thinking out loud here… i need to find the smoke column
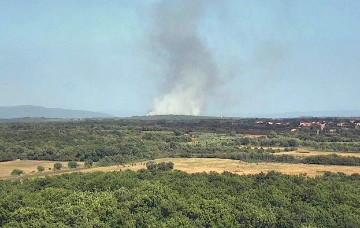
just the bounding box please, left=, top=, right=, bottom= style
left=148, top=0, right=218, bottom=116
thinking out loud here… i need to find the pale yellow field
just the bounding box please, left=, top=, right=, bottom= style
left=242, top=146, right=360, bottom=158
left=81, top=163, right=143, bottom=173
left=148, top=158, right=360, bottom=176
left=0, top=160, right=84, bottom=179
left=82, top=158, right=360, bottom=177
left=242, top=134, right=266, bottom=138
left=1, top=158, right=359, bottom=179
left=275, top=148, right=360, bottom=157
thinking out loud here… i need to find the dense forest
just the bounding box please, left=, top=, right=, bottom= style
left=0, top=170, right=359, bottom=227
left=1, top=117, right=360, bottom=166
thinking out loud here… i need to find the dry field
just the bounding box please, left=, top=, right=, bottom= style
left=242, top=146, right=360, bottom=158
left=75, top=158, right=360, bottom=177
left=145, top=158, right=360, bottom=176
left=1, top=158, right=359, bottom=180
left=275, top=148, right=360, bottom=157
left=0, top=160, right=84, bottom=179
left=242, top=134, right=267, bottom=138
left=241, top=145, right=360, bottom=158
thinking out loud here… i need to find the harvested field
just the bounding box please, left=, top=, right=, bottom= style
left=148, top=158, right=360, bottom=176
left=1, top=158, right=359, bottom=179
left=275, top=149, right=360, bottom=157
left=82, top=158, right=360, bottom=177
left=0, top=160, right=84, bottom=179
left=242, top=134, right=266, bottom=138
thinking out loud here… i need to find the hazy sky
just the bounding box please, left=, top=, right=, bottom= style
left=1, top=0, right=359, bottom=116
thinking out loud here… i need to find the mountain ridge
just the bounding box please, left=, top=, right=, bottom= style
left=0, top=105, right=113, bottom=119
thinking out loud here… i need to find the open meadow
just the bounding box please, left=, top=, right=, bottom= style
left=141, top=158, right=360, bottom=177
left=0, top=160, right=84, bottom=179
left=2, top=157, right=359, bottom=180
left=275, top=148, right=360, bottom=157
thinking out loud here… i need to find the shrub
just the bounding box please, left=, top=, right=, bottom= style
left=84, top=159, right=93, bottom=168
left=146, top=161, right=157, bottom=171
left=166, top=161, right=174, bottom=170
left=53, top=163, right=62, bottom=170
left=11, top=169, right=24, bottom=176
left=68, top=161, right=79, bottom=169
left=37, top=166, right=45, bottom=172
left=146, top=161, right=174, bottom=171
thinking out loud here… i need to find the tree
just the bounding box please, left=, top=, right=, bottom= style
left=146, top=161, right=157, bottom=171
left=169, top=141, right=177, bottom=149
left=157, top=162, right=166, bottom=170
left=37, top=166, right=45, bottom=172
left=84, top=159, right=93, bottom=168
left=146, top=161, right=174, bottom=171
left=68, top=161, right=79, bottom=169
left=11, top=169, right=24, bottom=176
left=53, top=163, right=62, bottom=170
left=288, top=138, right=300, bottom=147
left=268, top=131, right=278, bottom=138
left=166, top=162, right=174, bottom=170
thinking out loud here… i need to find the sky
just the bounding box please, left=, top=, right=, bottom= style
left=0, top=0, right=359, bottom=117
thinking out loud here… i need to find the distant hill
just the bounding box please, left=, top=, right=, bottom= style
left=264, top=110, right=360, bottom=118
left=219, top=110, right=360, bottom=118
left=0, top=105, right=113, bottom=119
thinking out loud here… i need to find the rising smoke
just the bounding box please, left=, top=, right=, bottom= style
left=148, top=0, right=218, bottom=116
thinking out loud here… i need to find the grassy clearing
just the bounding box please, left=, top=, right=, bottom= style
left=42, top=158, right=360, bottom=177
left=80, top=158, right=360, bottom=177
left=275, top=148, right=360, bottom=157
left=146, top=158, right=360, bottom=176
left=1, top=158, right=359, bottom=180
left=0, top=160, right=84, bottom=179
left=240, top=146, right=360, bottom=157
left=242, top=134, right=267, bottom=138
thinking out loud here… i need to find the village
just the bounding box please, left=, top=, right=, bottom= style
left=255, top=118, right=360, bottom=131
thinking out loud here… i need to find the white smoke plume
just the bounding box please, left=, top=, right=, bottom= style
left=148, top=0, right=218, bottom=116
